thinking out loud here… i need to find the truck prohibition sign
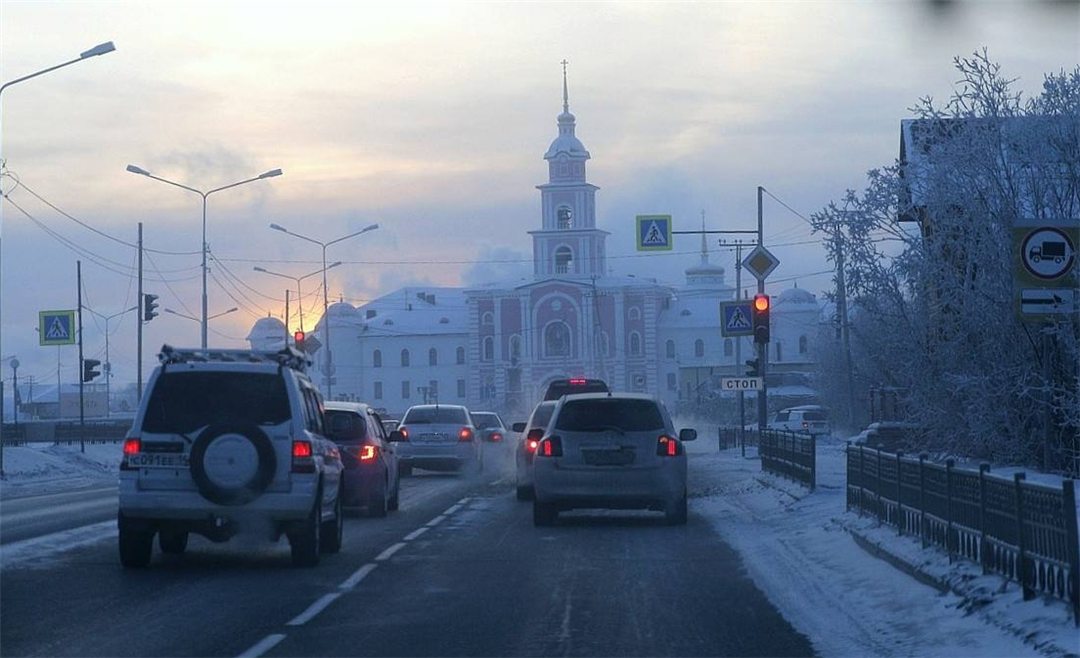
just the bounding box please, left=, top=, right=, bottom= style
left=721, top=377, right=763, bottom=392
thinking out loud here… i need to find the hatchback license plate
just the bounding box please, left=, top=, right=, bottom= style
left=130, top=453, right=190, bottom=468
left=583, top=450, right=635, bottom=466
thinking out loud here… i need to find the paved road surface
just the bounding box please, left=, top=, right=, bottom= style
left=1, top=485, right=117, bottom=545
left=1, top=453, right=814, bottom=657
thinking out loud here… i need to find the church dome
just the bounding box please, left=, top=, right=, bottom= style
left=777, top=287, right=817, bottom=305
left=327, top=301, right=357, bottom=317
left=246, top=316, right=285, bottom=341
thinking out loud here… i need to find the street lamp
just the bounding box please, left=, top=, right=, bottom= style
left=126, top=165, right=282, bottom=349
left=0, top=40, right=117, bottom=434
left=253, top=261, right=342, bottom=333
left=269, top=223, right=379, bottom=398
left=84, top=305, right=138, bottom=417
left=164, top=307, right=238, bottom=323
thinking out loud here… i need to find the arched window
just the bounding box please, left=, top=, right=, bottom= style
left=665, top=340, right=675, bottom=359
left=429, top=347, right=438, bottom=366
left=456, top=346, right=465, bottom=364
left=724, top=339, right=733, bottom=357
left=481, top=311, right=494, bottom=325
left=600, top=331, right=610, bottom=357
left=400, top=349, right=410, bottom=367
left=695, top=339, right=704, bottom=358
left=509, top=335, right=521, bottom=363
left=373, top=349, right=382, bottom=368
left=799, top=335, right=808, bottom=355
left=554, top=247, right=573, bottom=274
left=629, top=331, right=641, bottom=356
left=628, top=307, right=641, bottom=321
left=557, top=206, right=573, bottom=229
left=483, top=336, right=494, bottom=361
left=544, top=322, right=570, bottom=358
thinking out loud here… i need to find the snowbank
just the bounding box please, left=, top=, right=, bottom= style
left=688, top=434, right=1077, bottom=657
left=0, top=443, right=120, bottom=498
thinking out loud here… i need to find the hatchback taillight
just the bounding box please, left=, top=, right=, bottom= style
left=459, top=428, right=473, bottom=442
left=491, top=432, right=502, bottom=442
left=526, top=428, right=543, bottom=453
left=538, top=436, right=563, bottom=457
left=657, top=435, right=682, bottom=457
left=292, top=439, right=315, bottom=473
left=359, top=445, right=377, bottom=461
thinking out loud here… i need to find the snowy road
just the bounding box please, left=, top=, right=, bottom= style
left=0, top=484, right=117, bottom=545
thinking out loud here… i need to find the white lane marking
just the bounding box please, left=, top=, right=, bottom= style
left=236, top=633, right=286, bottom=658
left=338, top=563, right=378, bottom=591
left=286, top=592, right=342, bottom=627
left=457, top=497, right=470, bottom=504
left=375, top=541, right=406, bottom=562
left=403, top=526, right=429, bottom=541
left=426, top=514, right=447, bottom=527
left=444, top=504, right=463, bottom=514
left=0, top=520, right=115, bottom=569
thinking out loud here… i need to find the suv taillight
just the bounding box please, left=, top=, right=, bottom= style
left=538, top=436, right=563, bottom=457
left=459, top=428, right=473, bottom=442
left=399, top=428, right=409, bottom=441
left=292, top=439, right=315, bottom=473
left=657, top=435, right=683, bottom=457
left=120, top=437, right=141, bottom=470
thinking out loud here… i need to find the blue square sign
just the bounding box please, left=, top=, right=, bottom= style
left=720, top=301, right=754, bottom=337
left=39, top=310, right=76, bottom=346
left=636, top=215, right=672, bottom=251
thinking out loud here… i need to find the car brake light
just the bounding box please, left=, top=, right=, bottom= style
left=569, top=378, right=586, bottom=385
left=527, top=440, right=539, bottom=452
left=459, top=428, right=473, bottom=442
left=123, top=438, right=141, bottom=455
left=657, top=435, right=682, bottom=457
left=802, top=422, right=809, bottom=428
left=491, top=432, right=502, bottom=442
left=292, top=439, right=315, bottom=473
left=538, top=436, right=563, bottom=457
left=292, top=440, right=313, bottom=458
left=359, top=445, right=377, bottom=461
left=400, top=428, right=409, bottom=441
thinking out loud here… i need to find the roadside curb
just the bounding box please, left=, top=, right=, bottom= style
left=752, top=475, right=808, bottom=502
left=844, top=523, right=1078, bottom=658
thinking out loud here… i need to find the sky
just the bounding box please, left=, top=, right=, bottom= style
left=0, top=0, right=1077, bottom=391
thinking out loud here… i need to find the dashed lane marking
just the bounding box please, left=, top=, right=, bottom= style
left=457, top=497, right=470, bottom=504
left=236, top=633, right=286, bottom=658
left=403, top=526, right=430, bottom=541
left=375, top=541, right=406, bottom=562
left=426, top=515, right=447, bottom=527
left=286, top=592, right=342, bottom=626
left=338, top=563, right=378, bottom=591
left=444, top=504, right=463, bottom=514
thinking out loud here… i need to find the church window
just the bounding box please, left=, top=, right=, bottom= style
left=799, top=335, right=808, bottom=355
left=456, top=346, right=466, bottom=364
left=724, top=339, right=733, bottom=357
left=628, top=306, right=641, bottom=321
left=374, top=381, right=383, bottom=400
left=544, top=322, right=571, bottom=358
left=667, top=373, right=677, bottom=391
left=429, top=347, right=438, bottom=366
left=481, top=311, right=494, bottom=325
left=554, top=247, right=573, bottom=274
left=776, top=342, right=783, bottom=362
left=600, top=331, right=610, bottom=357
left=509, top=335, right=521, bottom=363
left=629, top=331, right=641, bottom=356
left=400, top=349, right=410, bottom=367
left=665, top=340, right=675, bottom=359
left=373, top=349, right=382, bottom=368
left=402, top=381, right=410, bottom=399
left=457, top=379, right=466, bottom=398
left=483, top=337, right=495, bottom=361
left=695, top=339, right=705, bottom=358
left=557, top=206, right=573, bottom=229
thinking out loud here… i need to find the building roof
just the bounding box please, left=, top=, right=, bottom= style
left=339, top=287, right=470, bottom=337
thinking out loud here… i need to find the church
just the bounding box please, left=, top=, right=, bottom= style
left=247, top=71, right=825, bottom=419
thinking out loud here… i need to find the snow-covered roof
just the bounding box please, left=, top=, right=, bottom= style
left=246, top=316, right=285, bottom=341
left=348, top=287, right=469, bottom=336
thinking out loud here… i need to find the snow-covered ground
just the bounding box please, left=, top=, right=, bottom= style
left=0, top=443, right=120, bottom=498
left=686, top=435, right=1079, bottom=658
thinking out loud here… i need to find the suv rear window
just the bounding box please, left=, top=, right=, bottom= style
left=325, top=410, right=368, bottom=441
left=543, top=379, right=609, bottom=400
left=554, top=399, right=664, bottom=433
left=143, top=371, right=290, bottom=434
left=402, top=407, right=468, bottom=424
left=801, top=411, right=828, bottom=421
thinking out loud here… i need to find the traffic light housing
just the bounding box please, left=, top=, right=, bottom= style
left=82, top=359, right=102, bottom=382
left=752, top=294, right=770, bottom=344
left=294, top=331, right=305, bottom=352
left=143, top=293, right=159, bottom=322
left=745, top=358, right=760, bottom=377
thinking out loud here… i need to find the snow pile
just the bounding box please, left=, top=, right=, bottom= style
left=687, top=435, right=1077, bottom=657
left=0, top=443, right=120, bottom=497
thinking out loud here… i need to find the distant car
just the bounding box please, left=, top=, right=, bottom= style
left=392, top=405, right=482, bottom=476
left=768, top=406, right=831, bottom=437
left=324, top=401, right=400, bottom=517
left=542, top=378, right=608, bottom=401
left=471, top=411, right=509, bottom=444
left=511, top=400, right=557, bottom=501
left=531, top=392, right=696, bottom=526
left=118, top=345, right=344, bottom=568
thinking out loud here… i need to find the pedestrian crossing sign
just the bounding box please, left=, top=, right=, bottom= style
left=636, top=215, right=673, bottom=251
left=39, top=310, right=76, bottom=346
left=720, top=301, right=754, bottom=337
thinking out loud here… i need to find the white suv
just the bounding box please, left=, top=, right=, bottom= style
left=768, top=405, right=831, bottom=437
left=118, top=346, right=344, bottom=568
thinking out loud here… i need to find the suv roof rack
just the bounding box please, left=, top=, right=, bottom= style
left=157, top=344, right=312, bottom=371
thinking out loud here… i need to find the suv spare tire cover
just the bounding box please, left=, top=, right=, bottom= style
left=190, top=424, right=277, bottom=506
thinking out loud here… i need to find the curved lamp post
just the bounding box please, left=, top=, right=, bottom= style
left=253, top=261, right=341, bottom=334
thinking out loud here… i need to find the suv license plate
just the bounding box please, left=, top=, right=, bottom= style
left=129, top=453, right=190, bottom=469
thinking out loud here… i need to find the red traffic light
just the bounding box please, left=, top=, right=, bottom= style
left=753, top=294, right=770, bottom=312
left=294, top=331, right=305, bottom=343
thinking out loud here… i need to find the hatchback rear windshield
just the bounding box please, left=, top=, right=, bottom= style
left=142, top=371, right=290, bottom=434
left=471, top=413, right=502, bottom=429
left=403, top=407, right=468, bottom=425
left=554, top=399, right=664, bottom=433
left=325, top=410, right=368, bottom=441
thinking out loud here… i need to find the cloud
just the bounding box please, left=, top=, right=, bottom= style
left=461, top=245, right=533, bottom=287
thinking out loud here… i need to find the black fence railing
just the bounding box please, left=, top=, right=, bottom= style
left=846, top=444, right=1080, bottom=626
left=1, top=420, right=131, bottom=445
left=717, top=426, right=758, bottom=455
left=758, top=429, right=816, bottom=490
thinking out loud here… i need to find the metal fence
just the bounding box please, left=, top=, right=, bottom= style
left=758, top=429, right=816, bottom=490
left=718, top=426, right=758, bottom=455
left=846, top=444, right=1080, bottom=625
left=0, top=420, right=131, bottom=445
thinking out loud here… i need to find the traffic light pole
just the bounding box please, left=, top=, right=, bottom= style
left=757, top=187, right=768, bottom=431
left=137, top=222, right=143, bottom=403
left=735, top=242, right=746, bottom=448
left=77, top=260, right=85, bottom=453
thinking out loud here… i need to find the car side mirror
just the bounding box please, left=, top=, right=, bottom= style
left=512, top=422, right=526, bottom=433
left=388, top=430, right=405, bottom=443
left=679, top=428, right=697, bottom=442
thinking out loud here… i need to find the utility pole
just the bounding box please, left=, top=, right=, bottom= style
left=284, top=289, right=290, bottom=345
left=735, top=241, right=745, bottom=445
left=137, top=222, right=143, bottom=403
left=77, top=260, right=85, bottom=453
left=757, top=187, right=768, bottom=431
left=1043, top=329, right=1054, bottom=472
left=834, top=219, right=856, bottom=431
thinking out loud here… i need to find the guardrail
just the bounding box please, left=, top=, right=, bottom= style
left=846, top=444, right=1080, bottom=626
left=724, top=428, right=816, bottom=489
left=0, top=420, right=131, bottom=445
left=717, top=426, right=758, bottom=455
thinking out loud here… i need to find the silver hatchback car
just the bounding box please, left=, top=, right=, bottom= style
left=531, top=393, right=696, bottom=526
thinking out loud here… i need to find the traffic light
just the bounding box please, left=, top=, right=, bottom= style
left=82, top=359, right=102, bottom=383
left=752, top=294, right=770, bottom=344
left=745, top=358, right=760, bottom=377
left=294, top=331, right=305, bottom=352
left=143, top=293, right=159, bottom=322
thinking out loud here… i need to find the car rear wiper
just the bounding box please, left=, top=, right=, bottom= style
left=582, top=425, right=625, bottom=435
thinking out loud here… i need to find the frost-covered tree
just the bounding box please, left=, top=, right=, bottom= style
left=811, top=51, right=1079, bottom=474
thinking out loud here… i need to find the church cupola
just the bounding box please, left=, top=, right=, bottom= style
left=544, top=60, right=590, bottom=184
